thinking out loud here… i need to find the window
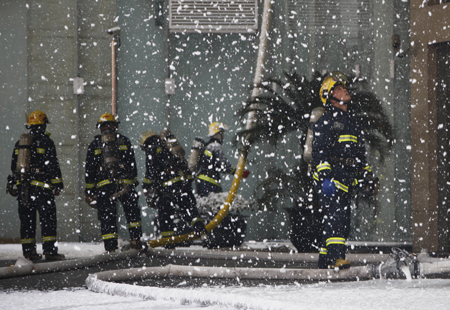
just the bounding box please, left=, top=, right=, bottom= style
left=169, top=0, right=258, bottom=33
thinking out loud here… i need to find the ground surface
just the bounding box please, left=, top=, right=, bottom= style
left=1, top=242, right=450, bottom=310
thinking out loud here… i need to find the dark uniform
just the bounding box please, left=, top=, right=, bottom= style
left=11, top=128, right=64, bottom=259
left=312, top=104, right=371, bottom=268
left=142, top=136, right=204, bottom=239
left=196, top=137, right=236, bottom=197
left=85, top=132, right=143, bottom=252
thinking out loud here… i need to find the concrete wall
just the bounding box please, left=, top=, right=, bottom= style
left=1, top=0, right=434, bottom=250
left=0, top=0, right=28, bottom=243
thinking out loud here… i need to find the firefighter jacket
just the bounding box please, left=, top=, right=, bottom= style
left=85, top=132, right=137, bottom=194
left=311, top=105, right=371, bottom=193
left=142, top=143, right=193, bottom=195
left=11, top=130, right=64, bottom=192
left=196, top=138, right=236, bottom=189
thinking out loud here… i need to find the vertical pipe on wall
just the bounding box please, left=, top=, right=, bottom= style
left=111, top=39, right=117, bottom=116
left=75, top=0, right=83, bottom=242
left=164, top=0, right=171, bottom=130
left=109, top=28, right=121, bottom=117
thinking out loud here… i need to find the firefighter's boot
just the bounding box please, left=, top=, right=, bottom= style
left=24, top=250, right=42, bottom=261
left=44, top=250, right=66, bottom=261
left=130, top=239, right=148, bottom=253
left=329, top=258, right=351, bottom=270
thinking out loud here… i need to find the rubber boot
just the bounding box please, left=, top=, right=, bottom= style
left=329, top=258, right=351, bottom=270
left=24, top=248, right=42, bottom=261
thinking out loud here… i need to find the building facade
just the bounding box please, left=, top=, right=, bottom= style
left=0, top=0, right=449, bottom=253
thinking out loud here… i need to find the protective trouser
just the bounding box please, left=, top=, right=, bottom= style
left=96, top=185, right=142, bottom=251
left=18, top=185, right=58, bottom=256
left=316, top=185, right=351, bottom=268
left=157, top=189, right=200, bottom=235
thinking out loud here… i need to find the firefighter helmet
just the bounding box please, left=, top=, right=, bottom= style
left=96, top=113, right=118, bottom=128
left=320, top=71, right=348, bottom=105
left=138, top=129, right=159, bottom=148
left=27, top=110, right=49, bottom=126
left=208, top=122, right=230, bottom=137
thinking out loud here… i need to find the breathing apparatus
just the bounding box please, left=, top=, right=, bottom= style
left=188, top=137, right=205, bottom=172
left=6, top=133, right=32, bottom=198
left=303, top=107, right=325, bottom=166
left=138, top=129, right=162, bottom=205
left=97, top=113, right=121, bottom=181
left=160, top=129, right=186, bottom=160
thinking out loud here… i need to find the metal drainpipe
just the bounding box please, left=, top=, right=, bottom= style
left=75, top=0, right=83, bottom=242
left=108, top=27, right=121, bottom=117
left=164, top=0, right=171, bottom=130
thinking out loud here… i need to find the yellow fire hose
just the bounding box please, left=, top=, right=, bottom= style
left=147, top=0, right=272, bottom=248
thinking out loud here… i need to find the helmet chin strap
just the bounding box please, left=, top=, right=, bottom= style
left=328, top=95, right=351, bottom=106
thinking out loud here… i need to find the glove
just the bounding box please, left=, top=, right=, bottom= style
left=192, top=220, right=207, bottom=235
left=359, top=175, right=380, bottom=197
left=322, top=178, right=336, bottom=197
left=242, top=170, right=250, bottom=179
left=85, top=194, right=98, bottom=208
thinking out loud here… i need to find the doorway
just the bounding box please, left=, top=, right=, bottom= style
left=435, top=41, right=450, bottom=253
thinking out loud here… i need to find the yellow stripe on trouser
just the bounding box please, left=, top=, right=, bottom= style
left=21, top=238, right=36, bottom=244
left=102, top=233, right=118, bottom=240
left=127, top=222, right=141, bottom=229
left=198, top=174, right=220, bottom=186
left=326, top=237, right=346, bottom=247
left=42, top=236, right=56, bottom=242
left=161, top=231, right=175, bottom=238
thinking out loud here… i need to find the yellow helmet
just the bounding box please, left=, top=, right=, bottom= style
left=319, top=71, right=348, bottom=105
left=138, top=130, right=159, bottom=148
left=208, top=122, right=230, bottom=137
left=96, top=113, right=118, bottom=128
left=27, top=110, right=49, bottom=126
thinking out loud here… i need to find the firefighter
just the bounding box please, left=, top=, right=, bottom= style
left=196, top=122, right=250, bottom=197
left=312, top=71, right=376, bottom=269
left=84, top=113, right=145, bottom=253
left=9, top=110, right=65, bottom=261
left=139, top=130, right=206, bottom=247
